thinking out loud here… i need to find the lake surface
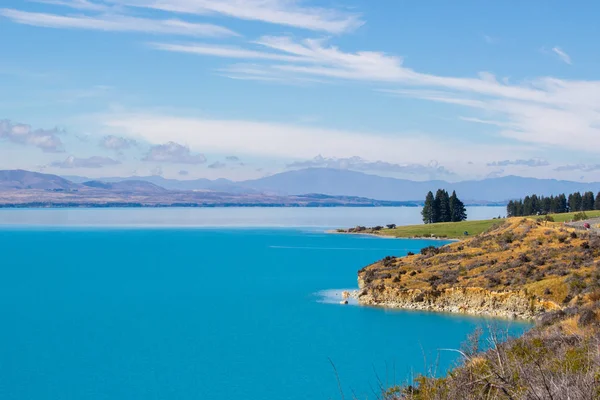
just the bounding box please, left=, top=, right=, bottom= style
left=0, top=206, right=505, bottom=228
left=0, top=207, right=526, bottom=400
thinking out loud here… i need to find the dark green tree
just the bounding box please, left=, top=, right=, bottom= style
left=523, top=196, right=533, bottom=216
left=595, top=192, right=600, bottom=210
left=542, top=196, right=553, bottom=214
left=582, top=191, right=595, bottom=211
left=422, top=191, right=435, bottom=224
left=568, top=192, right=582, bottom=212
left=449, top=191, right=467, bottom=222
left=554, top=194, right=568, bottom=213
left=435, top=189, right=451, bottom=222
left=507, top=200, right=515, bottom=217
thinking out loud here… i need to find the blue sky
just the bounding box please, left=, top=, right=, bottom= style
left=1, top=0, right=599, bottom=182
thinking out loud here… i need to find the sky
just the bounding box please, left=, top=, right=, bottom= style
left=1, top=0, right=599, bottom=182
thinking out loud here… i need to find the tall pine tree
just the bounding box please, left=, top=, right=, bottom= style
left=449, top=190, right=467, bottom=222
left=435, top=189, right=451, bottom=222
left=569, top=192, right=583, bottom=212
left=422, top=191, right=435, bottom=224
left=582, top=191, right=595, bottom=211
left=595, top=192, right=600, bottom=210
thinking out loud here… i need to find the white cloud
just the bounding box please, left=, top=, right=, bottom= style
left=142, top=141, right=207, bottom=164
left=287, top=155, right=455, bottom=177
left=552, top=47, right=572, bottom=65
left=98, top=112, right=523, bottom=169
left=112, top=0, right=363, bottom=34
left=0, top=8, right=238, bottom=37
left=0, top=119, right=64, bottom=153
left=148, top=43, right=306, bottom=62
left=152, top=36, right=600, bottom=153
left=33, top=0, right=109, bottom=12
left=99, top=135, right=137, bottom=152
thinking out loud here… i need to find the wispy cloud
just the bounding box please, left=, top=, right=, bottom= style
left=0, top=119, right=64, bottom=153
left=552, top=46, right=572, bottom=65
left=113, top=0, right=363, bottom=34
left=153, top=36, right=600, bottom=154
left=32, top=0, right=110, bottom=12
left=0, top=8, right=238, bottom=37
left=50, top=155, right=120, bottom=168
left=287, top=155, right=455, bottom=177
left=142, top=141, right=207, bottom=164
left=25, top=0, right=362, bottom=33
left=487, top=159, right=550, bottom=167
left=148, top=43, right=306, bottom=62
left=99, top=135, right=137, bottom=152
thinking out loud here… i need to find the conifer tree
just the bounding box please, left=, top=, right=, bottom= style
left=582, top=191, right=595, bottom=211
left=449, top=190, right=467, bottom=222
left=555, top=194, right=568, bottom=213
left=595, top=192, right=600, bottom=210
left=436, top=189, right=451, bottom=222
left=507, top=200, right=515, bottom=217
left=569, top=192, right=582, bottom=212
left=422, top=191, right=435, bottom=224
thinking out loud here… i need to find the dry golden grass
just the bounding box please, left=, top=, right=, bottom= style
left=360, top=217, right=600, bottom=307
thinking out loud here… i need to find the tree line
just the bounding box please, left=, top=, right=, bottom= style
left=507, top=191, right=600, bottom=217
left=422, top=189, right=467, bottom=224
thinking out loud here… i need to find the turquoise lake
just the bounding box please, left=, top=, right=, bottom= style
left=0, top=208, right=528, bottom=399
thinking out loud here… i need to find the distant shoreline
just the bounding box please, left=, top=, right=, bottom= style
left=326, top=229, right=459, bottom=241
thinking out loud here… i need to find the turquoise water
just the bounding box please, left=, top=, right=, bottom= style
left=0, top=209, right=527, bottom=400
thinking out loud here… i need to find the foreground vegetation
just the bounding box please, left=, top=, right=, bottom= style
left=356, top=217, right=600, bottom=399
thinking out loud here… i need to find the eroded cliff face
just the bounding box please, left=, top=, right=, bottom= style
left=352, top=218, right=600, bottom=319
left=357, top=283, right=560, bottom=319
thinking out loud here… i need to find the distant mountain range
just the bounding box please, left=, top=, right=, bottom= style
left=65, top=168, right=600, bottom=202
left=0, top=170, right=414, bottom=207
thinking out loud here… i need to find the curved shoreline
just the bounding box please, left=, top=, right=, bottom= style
left=326, top=229, right=460, bottom=241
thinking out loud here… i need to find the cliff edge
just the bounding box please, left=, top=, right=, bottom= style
left=357, top=218, right=600, bottom=319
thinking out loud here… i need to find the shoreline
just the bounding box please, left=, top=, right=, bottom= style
left=356, top=286, right=559, bottom=320
left=326, top=229, right=461, bottom=241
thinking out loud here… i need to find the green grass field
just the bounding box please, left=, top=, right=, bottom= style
left=548, top=210, right=600, bottom=222
left=379, top=219, right=498, bottom=239
left=377, top=209, right=600, bottom=239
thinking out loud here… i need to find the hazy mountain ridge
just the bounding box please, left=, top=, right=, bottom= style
left=0, top=169, right=415, bottom=207
left=64, top=168, right=600, bottom=202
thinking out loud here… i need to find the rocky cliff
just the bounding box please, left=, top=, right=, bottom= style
left=356, top=218, right=600, bottom=319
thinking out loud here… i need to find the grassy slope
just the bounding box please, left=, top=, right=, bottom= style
left=362, top=210, right=600, bottom=239
left=360, top=218, right=600, bottom=304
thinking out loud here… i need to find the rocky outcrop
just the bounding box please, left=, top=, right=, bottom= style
left=357, top=284, right=561, bottom=319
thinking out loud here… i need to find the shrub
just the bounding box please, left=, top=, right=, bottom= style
left=420, top=246, right=440, bottom=256
left=578, top=309, right=597, bottom=327
left=558, top=235, right=568, bottom=243
left=573, top=212, right=588, bottom=222
left=386, top=224, right=396, bottom=229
